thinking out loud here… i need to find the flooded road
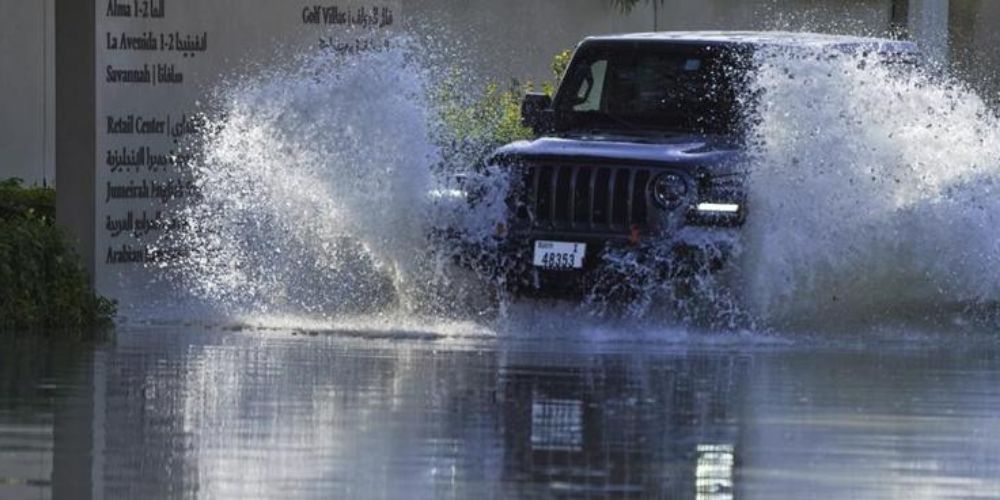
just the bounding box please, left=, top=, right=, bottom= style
left=3, top=325, right=1000, bottom=499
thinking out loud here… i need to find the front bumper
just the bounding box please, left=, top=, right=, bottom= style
left=493, top=226, right=740, bottom=298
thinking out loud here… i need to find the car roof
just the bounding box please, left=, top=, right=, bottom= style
left=582, top=30, right=918, bottom=54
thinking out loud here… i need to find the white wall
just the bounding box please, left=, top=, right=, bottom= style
left=908, top=0, right=949, bottom=64
left=0, top=0, right=978, bottom=189
left=0, top=0, right=54, bottom=186
left=401, top=0, right=897, bottom=89
left=949, top=0, right=999, bottom=102
left=652, top=0, right=893, bottom=35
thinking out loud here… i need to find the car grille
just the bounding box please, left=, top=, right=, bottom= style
left=515, top=164, right=657, bottom=232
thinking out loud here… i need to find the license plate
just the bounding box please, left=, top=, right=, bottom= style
left=533, top=241, right=586, bottom=270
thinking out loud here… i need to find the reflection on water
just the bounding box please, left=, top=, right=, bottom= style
left=498, top=352, right=743, bottom=498
left=2, top=328, right=1000, bottom=499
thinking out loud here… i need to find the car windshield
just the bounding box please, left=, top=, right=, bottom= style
left=553, top=43, right=746, bottom=135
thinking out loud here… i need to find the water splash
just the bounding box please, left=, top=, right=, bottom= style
left=741, top=46, right=1000, bottom=330
left=582, top=229, right=746, bottom=328
left=159, top=44, right=438, bottom=317
left=156, top=38, right=1000, bottom=334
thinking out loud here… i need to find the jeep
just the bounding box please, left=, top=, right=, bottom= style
left=467, top=31, right=918, bottom=298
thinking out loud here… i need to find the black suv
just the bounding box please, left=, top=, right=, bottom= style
left=471, top=31, right=917, bottom=297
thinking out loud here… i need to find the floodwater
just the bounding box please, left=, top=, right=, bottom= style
left=3, top=324, right=1000, bottom=499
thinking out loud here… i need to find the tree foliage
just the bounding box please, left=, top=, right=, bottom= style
left=433, top=49, right=573, bottom=170
left=610, top=0, right=664, bottom=13
left=0, top=178, right=116, bottom=335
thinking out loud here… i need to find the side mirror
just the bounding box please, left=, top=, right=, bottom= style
left=521, top=93, right=553, bottom=135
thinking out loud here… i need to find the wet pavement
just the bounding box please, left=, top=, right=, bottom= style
left=2, top=325, right=1000, bottom=499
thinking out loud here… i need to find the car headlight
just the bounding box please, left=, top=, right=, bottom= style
left=695, top=202, right=741, bottom=214
left=652, top=173, right=688, bottom=209
left=687, top=172, right=747, bottom=226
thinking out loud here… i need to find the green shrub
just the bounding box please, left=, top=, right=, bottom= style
left=433, top=49, right=572, bottom=171
left=547, top=49, right=573, bottom=94
left=0, top=178, right=55, bottom=221
left=433, top=77, right=534, bottom=170
left=0, top=178, right=116, bottom=336
left=610, top=0, right=663, bottom=13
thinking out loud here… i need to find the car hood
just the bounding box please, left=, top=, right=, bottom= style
left=490, top=133, right=746, bottom=173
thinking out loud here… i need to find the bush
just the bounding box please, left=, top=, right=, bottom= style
left=433, top=49, right=572, bottom=171
left=0, top=178, right=54, bottom=220
left=0, top=178, right=115, bottom=336
left=433, top=78, right=534, bottom=171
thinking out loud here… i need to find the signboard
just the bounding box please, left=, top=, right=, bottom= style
left=94, top=0, right=399, bottom=300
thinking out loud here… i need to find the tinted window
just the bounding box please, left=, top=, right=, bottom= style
left=554, top=43, right=746, bottom=135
